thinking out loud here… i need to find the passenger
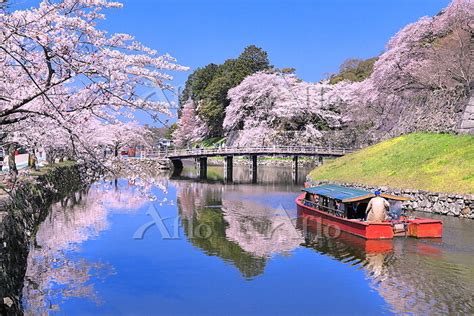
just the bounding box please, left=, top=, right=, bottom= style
left=366, top=191, right=390, bottom=222
left=335, top=202, right=343, bottom=217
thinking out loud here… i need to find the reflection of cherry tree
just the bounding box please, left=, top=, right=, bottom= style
left=96, top=180, right=154, bottom=212
left=174, top=181, right=221, bottom=220
left=173, top=180, right=303, bottom=279
left=173, top=180, right=267, bottom=278
left=222, top=199, right=303, bottom=258
left=22, top=182, right=149, bottom=314
left=109, top=162, right=171, bottom=201
left=23, top=256, right=112, bottom=315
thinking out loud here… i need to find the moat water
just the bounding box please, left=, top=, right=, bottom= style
left=21, top=164, right=474, bottom=315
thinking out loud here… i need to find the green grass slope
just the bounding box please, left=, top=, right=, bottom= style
left=309, top=133, right=474, bottom=194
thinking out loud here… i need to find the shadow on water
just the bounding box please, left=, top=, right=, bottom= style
left=21, top=164, right=474, bottom=315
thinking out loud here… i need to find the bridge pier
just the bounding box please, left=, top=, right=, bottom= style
left=292, top=155, right=299, bottom=183
left=198, top=157, right=207, bottom=180
left=164, top=147, right=349, bottom=182
left=171, top=159, right=183, bottom=177
left=250, top=155, right=258, bottom=184
left=224, top=156, right=233, bottom=183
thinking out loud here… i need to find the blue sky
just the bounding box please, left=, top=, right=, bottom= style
left=12, top=0, right=452, bottom=125
left=101, top=0, right=450, bottom=83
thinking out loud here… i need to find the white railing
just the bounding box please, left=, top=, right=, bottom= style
left=139, top=146, right=354, bottom=159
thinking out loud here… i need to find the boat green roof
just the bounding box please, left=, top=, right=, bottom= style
left=303, top=184, right=373, bottom=202
left=303, top=184, right=411, bottom=202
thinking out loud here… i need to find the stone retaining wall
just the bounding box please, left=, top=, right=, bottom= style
left=0, top=165, right=89, bottom=315
left=458, top=94, right=474, bottom=135
left=307, top=179, right=474, bottom=219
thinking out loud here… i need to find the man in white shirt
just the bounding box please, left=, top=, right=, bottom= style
left=366, top=190, right=390, bottom=222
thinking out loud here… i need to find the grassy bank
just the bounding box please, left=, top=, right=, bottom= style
left=195, top=137, right=226, bottom=148
left=309, top=133, right=474, bottom=194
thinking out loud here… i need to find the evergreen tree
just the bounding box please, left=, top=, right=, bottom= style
left=178, top=45, right=272, bottom=138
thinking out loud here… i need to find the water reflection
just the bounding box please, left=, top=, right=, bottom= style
left=299, top=211, right=474, bottom=314
left=174, top=163, right=310, bottom=185
left=222, top=198, right=303, bottom=258
left=175, top=178, right=304, bottom=279
left=21, top=164, right=474, bottom=315
left=174, top=164, right=474, bottom=314
left=22, top=181, right=148, bottom=315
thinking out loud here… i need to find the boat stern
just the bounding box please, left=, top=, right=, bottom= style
left=365, top=223, right=394, bottom=239
left=408, top=219, right=443, bottom=238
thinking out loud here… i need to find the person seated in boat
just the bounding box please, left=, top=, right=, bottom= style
left=366, top=191, right=390, bottom=222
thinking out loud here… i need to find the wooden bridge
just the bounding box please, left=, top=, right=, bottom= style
left=140, top=146, right=354, bottom=183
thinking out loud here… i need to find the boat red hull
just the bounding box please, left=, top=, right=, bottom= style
left=296, top=193, right=442, bottom=239
left=407, top=218, right=443, bottom=238
left=302, top=214, right=394, bottom=253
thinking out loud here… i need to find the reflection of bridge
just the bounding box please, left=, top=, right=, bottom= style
left=143, top=146, right=354, bottom=183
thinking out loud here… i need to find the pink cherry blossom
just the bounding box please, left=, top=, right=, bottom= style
left=172, top=99, right=209, bottom=147
left=1, top=0, right=186, bottom=168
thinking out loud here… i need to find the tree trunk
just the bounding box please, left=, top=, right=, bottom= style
left=7, top=144, right=18, bottom=179
left=28, top=149, right=38, bottom=170
left=71, top=192, right=77, bottom=205
left=46, top=151, right=55, bottom=165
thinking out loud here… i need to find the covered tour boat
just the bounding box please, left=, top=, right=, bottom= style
left=296, top=184, right=442, bottom=239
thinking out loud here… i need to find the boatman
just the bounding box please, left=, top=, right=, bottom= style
left=366, top=190, right=390, bottom=222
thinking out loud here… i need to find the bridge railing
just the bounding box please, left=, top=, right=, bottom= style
left=139, top=146, right=354, bottom=159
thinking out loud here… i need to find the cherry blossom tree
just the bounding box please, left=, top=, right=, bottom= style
left=222, top=0, right=472, bottom=147
left=0, top=0, right=186, bottom=126
left=224, top=72, right=344, bottom=146
left=1, top=116, right=69, bottom=177
left=368, top=0, right=472, bottom=97
left=0, top=0, right=186, bottom=174
left=0, top=0, right=188, bottom=186
left=93, top=121, right=152, bottom=157
left=345, top=0, right=473, bottom=141
left=172, top=99, right=209, bottom=147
